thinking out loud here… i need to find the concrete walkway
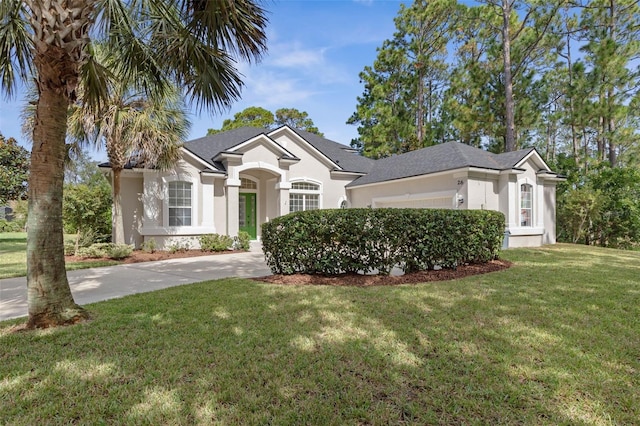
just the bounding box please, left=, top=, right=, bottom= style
left=0, top=244, right=271, bottom=322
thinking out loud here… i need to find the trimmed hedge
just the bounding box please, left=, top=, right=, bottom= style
left=261, top=208, right=505, bottom=275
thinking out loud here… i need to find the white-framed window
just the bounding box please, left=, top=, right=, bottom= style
left=289, top=180, right=321, bottom=212
left=168, top=181, right=192, bottom=226
left=520, top=183, right=533, bottom=227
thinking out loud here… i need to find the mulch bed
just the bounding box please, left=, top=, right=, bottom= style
left=65, top=249, right=241, bottom=264
left=253, top=259, right=512, bottom=287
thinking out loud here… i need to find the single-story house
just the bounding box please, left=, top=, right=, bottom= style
left=101, top=125, right=563, bottom=249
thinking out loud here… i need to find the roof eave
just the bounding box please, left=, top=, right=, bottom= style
left=331, top=170, right=367, bottom=178
left=182, top=147, right=224, bottom=172
left=537, top=170, right=566, bottom=182
left=278, top=156, right=301, bottom=165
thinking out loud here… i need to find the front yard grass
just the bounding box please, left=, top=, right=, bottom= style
left=0, top=232, right=119, bottom=279
left=1, top=243, right=639, bottom=424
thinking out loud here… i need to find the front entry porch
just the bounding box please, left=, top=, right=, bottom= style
left=225, top=167, right=292, bottom=239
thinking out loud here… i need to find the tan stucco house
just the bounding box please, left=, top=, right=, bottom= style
left=103, top=125, right=563, bottom=249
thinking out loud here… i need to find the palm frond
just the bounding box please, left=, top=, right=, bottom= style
left=93, top=0, right=268, bottom=113
left=80, top=42, right=115, bottom=112
left=180, top=0, right=268, bottom=63
left=0, top=0, right=33, bottom=98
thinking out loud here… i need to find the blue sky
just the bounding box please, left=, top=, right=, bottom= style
left=0, top=0, right=404, bottom=159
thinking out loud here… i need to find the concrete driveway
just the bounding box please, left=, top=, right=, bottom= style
left=0, top=248, right=271, bottom=322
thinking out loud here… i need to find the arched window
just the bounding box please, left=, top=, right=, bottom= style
left=240, top=177, right=257, bottom=190
left=168, top=181, right=192, bottom=226
left=520, top=184, right=533, bottom=227
left=289, top=181, right=321, bottom=212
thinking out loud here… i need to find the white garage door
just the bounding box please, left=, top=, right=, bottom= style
left=375, top=196, right=454, bottom=209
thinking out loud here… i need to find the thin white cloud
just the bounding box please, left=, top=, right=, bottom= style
left=245, top=71, right=319, bottom=106
left=267, top=42, right=351, bottom=85
left=272, top=47, right=324, bottom=69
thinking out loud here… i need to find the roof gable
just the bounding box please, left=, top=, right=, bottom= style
left=223, top=133, right=299, bottom=161
left=278, top=127, right=376, bottom=174
left=181, top=125, right=375, bottom=175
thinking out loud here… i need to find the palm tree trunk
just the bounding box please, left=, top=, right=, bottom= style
left=24, top=0, right=95, bottom=328
left=112, top=167, right=125, bottom=244
left=27, top=83, right=87, bottom=328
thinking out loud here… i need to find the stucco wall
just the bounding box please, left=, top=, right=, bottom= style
left=508, top=234, right=544, bottom=248
left=137, top=157, right=218, bottom=249
left=240, top=143, right=281, bottom=169
left=275, top=134, right=348, bottom=210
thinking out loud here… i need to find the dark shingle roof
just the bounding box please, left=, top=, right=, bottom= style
left=182, top=126, right=375, bottom=174
left=287, top=128, right=376, bottom=173
left=183, top=127, right=267, bottom=168
left=347, top=142, right=536, bottom=187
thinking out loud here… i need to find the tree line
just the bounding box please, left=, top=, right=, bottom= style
left=348, top=0, right=639, bottom=169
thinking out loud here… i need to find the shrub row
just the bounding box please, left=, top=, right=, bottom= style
left=198, top=231, right=251, bottom=252
left=66, top=243, right=133, bottom=260
left=261, top=208, right=505, bottom=275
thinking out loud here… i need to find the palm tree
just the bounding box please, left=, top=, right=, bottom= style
left=68, top=77, right=189, bottom=245
left=0, top=0, right=267, bottom=328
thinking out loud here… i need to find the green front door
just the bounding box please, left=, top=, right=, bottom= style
left=239, top=193, right=257, bottom=239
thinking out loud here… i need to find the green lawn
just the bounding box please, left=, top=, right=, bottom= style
left=1, top=244, right=639, bottom=424
left=0, top=232, right=119, bottom=279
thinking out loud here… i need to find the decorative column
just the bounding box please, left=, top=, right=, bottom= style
left=536, top=178, right=545, bottom=229
left=201, top=176, right=215, bottom=230
left=275, top=181, right=291, bottom=217
left=226, top=177, right=241, bottom=236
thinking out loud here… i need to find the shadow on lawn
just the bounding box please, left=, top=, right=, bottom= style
left=1, top=250, right=639, bottom=424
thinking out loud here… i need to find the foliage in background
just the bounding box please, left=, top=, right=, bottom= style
left=0, top=133, right=29, bottom=205
left=349, top=0, right=640, bottom=248
left=208, top=106, right=323, bottom=135
left=8, top=199, right=27, bottom=230
left=262, top=209, right=504, bottom=275
left=556, top=165, right=640, bottom=248
left=0, top=219, right=22, bottom=232
left=62, top=156, right=112, bottom=253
